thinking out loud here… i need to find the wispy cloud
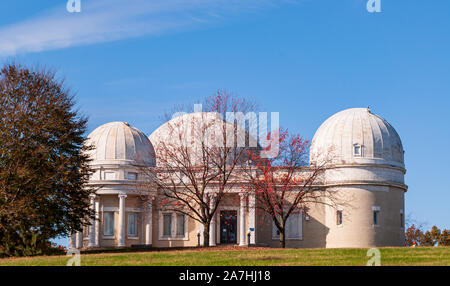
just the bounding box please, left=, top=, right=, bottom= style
left=0, top=0, right=281, bottom=56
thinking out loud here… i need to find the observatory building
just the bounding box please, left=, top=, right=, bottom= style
left=70, top=108, right=406, bottom=249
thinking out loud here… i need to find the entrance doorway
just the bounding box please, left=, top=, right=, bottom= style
left=220, top=210, right=237, bottom=244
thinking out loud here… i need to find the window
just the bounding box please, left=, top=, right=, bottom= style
left=104, top=172, right=116, bottom=180
left=104, top=212, right=114, bottom=236
left=354, top=145, right=361, bottom=156
left=272, top=219, right=280, bottom=238
left=400, top=210, right=404, bottom=228
left=127, top=213, right=137, bottom=236
left=163, top=214, right=172, bottom=237
left=275, top=229, right=280, bottom=236
left=373, top=211, right=379, bottom=225
left=160, top=212, right=187, bottom=239
left=337, top=210, right=343, bottom=226
left=176, top=214, right=186, bottom=237
left=286, top=213, right=301, bottom=239
left=272, top=216, right=280, bottom=239
left=127, top=172, right=138, bottom=180
left=372, top=206, right=380, bottom=226
left=272, top=212, right=302, bottom=240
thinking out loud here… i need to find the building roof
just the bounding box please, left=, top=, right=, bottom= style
left=85, top=121, right=155, bottom=167
left=310, top=108, right=404, bottom=168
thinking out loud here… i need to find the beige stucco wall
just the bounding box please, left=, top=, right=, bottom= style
left=324, top=185, right=405, bottom=248
left=254, top=184, right=405, bottom=249
left=256, top=201, right=329, bottom=248
left=82, top=184, right=405, bottom=249
left=152, top=213, right=200, bottom=248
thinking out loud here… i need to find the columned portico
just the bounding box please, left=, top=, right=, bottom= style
left=118, top=194, right=127, bottom=247
left=145, top=197, right=153, bottom=246
left=88, top=195, right=96, bottom=247
left=209, top=193, right=217, bottom=246
left=239, top=193, right=247, bottom=246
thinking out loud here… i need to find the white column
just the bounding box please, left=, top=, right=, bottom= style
left=239, top=193, right=247, bottom=246
left=209, top=194, right=216, bottom=246
left=118, top=194, right=127, bottom=247
left=145, top=198, right=153, bottom=246
left=69, top=232, right=77, bottom=249
left=76, top=231, right=82, bottom=249
left=248, top=192, right=256, bottom=245
left=95, top=200, right=100, bottom=247
left=88, top=195, right=96, bottom=248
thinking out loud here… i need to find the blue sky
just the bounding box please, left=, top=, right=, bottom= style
left=1, top=0, right=449, bottom=246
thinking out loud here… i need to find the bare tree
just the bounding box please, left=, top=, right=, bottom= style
left=241, top=128, right=337, bottom=248
left=141, top=90, right=256, bottom=246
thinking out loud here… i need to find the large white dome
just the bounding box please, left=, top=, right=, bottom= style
left=150, top=112, right=228, bottom=165
left=85, top=122, right=155, bottom=167
left=310, top=108, right=404, bottom=168
left=149, top=112, right=256, bottom=166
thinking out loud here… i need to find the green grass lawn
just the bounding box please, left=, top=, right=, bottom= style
left=0, top=246, right=448, bottom=266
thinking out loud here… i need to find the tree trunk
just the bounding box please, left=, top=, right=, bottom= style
left=203, top=223, right=210, bottom=247
left=280, top=230, right=286, bottom=248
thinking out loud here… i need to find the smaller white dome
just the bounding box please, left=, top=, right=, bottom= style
left=310, top=108, right=404, bottom=168
left=85, top=122, right=155, bottom=167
